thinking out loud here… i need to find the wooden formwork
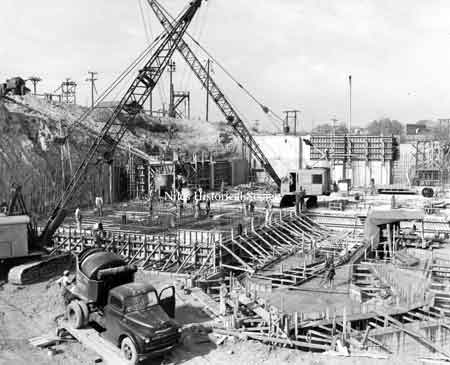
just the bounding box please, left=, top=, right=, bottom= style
left=49, top=211, right=332, bottom=279
left=50, top=226, right=224, bottom=276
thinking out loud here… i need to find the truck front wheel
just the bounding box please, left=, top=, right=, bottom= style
left=66, top=301, right=86, bottom=329
left=121, top=337, right=138, bottom=364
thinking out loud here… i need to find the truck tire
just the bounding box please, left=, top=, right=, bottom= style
left=66, top=301, right=86, bottom=329
left=121, top=337, right=138, bottom=364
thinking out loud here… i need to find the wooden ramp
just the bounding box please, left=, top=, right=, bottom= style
left=63, top=324, right=127, bottom=365
left=190, top=287, right=222, bottom=317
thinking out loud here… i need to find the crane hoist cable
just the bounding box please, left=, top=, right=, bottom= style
left=154, top=2, right=284, bottom=129
left=138, top=0, right=166, bottom=107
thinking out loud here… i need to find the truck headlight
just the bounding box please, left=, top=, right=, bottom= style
left=177, top=328, right=183, bottom=334
left=144, top=337, right=152, bottom=344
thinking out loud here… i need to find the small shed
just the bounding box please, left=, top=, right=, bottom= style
left=0, top=215, right=29, bottom=258
left=364, top=209, right=424, bottom=246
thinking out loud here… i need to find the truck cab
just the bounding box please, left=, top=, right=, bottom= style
left=66, top=248, right=180, bottom=364
left=102, top=283, right=180, bottom=362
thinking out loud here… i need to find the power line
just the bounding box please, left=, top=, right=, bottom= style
left=153, top=1, right=283, bottom=129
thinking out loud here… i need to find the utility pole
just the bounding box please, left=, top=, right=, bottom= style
left=348, top=75, right=352, bottom=133
left=205, top=59, right=211, bottom=122
left=85, top=71, right=98, bottom=108
left=331, top=117, right=338, bottom=176
left=28, top=76, right=42, bottom=95
left=168, top=60, right=176, bottom=118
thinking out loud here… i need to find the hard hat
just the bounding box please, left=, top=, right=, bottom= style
left=63, top=270, right=69, bottom=276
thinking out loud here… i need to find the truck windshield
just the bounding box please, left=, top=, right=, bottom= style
left=124, top=291, right=158, bottom=313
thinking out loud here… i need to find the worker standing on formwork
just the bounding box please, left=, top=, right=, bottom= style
left=194, top=197, right=201, bottom=219
left=219, top=280, right=228, bottom=316
left=148, top=190, right=154, bottom=217
left=74, top=207, right=82, bottom=232
left=249, top=200, right=255, bottom=216
left=93, top=222, right=105, bottom=248
left=205, top=198, right=211, bottom=217
left=95, top=195, right=104, bottom=217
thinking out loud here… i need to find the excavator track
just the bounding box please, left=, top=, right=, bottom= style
left=8, top=253, right=73, bottom=285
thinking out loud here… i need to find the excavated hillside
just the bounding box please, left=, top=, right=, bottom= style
left=0, top=95, right=243, bottom=214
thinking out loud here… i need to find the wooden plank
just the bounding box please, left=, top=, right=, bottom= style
left=63, top=324, right=127, bottom=365
left=377, top=312, right=450, bottom=359
left=190, top=287, right=221, bottom=317
left=212, top=328, right=329, bottom=350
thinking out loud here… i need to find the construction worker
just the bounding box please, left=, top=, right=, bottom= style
left=249, top=200, right=255, bottom=216
left=244, top=198, right=249, bottom=217
left=93, top=222, right=105, bottom=248
left=148, top=189, right=154, bottom=216
left=95, top=196, right=104, bottom=217
left=237, top=223, right=243, bottom=237
left=194, top=198, right=201, bottom=219
left=57, top=270, right=74, bottom=305
left=205, top=198, right=211, bottom=217
left=295, top=193, right=301, bottom=215
left=264, top=200, right=270, bottom=225
left=219, top=280, right=228, bottom=316
left=74, top=207, right=82, bottom=232
left=326, top=261, right=336, bottom=288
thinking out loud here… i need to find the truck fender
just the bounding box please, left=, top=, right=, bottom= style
left=118, top=331, right=141, bottom=352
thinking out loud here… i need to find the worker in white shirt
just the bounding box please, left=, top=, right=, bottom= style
left=57, top=270, right=74, bottom=305
left=95, top=196, right=104, bottom=217
left=74, top=207, right=82, bottom=231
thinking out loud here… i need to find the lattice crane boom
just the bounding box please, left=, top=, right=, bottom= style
left=39, top=0, right=203, bottom=244
left=147, top=0, right=281, bottom=187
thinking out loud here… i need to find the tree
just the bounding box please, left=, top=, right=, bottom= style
left=312, top=123, right=348, bottom=135
left=367, top=118, right=403, bottom=136
left=218, top=132, right=233, bottom=149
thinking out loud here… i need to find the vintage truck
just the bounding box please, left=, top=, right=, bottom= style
left=65, top=248, right=180, bottom=364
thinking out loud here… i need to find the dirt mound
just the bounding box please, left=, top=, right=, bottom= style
left=0, top=95, right=242, bottom=214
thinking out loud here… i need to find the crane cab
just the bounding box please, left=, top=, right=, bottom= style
left=275, top=167, right=331, bottom=208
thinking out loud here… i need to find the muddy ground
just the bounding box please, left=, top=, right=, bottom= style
left=0, top=273, right=428, bottom=365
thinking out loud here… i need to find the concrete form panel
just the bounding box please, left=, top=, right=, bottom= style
left=231, top=159, right=249, bottom=186
left=253, top=135, right=303, bottom=179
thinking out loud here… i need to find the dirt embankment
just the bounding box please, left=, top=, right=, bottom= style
left=0, top=95, right=242, bottom=214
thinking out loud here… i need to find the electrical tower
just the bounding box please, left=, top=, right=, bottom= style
left=168, top=60, right=176, bottom=117
left=85, top=71, right=98, bottom=108
left=283, top=110, right=301, bottom=134
left=61, top=78, right=77, bottom=104
left=28, top=76, right=42, bottom=95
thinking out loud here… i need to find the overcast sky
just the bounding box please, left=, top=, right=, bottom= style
left=1, top=0, right=450, bottom=131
